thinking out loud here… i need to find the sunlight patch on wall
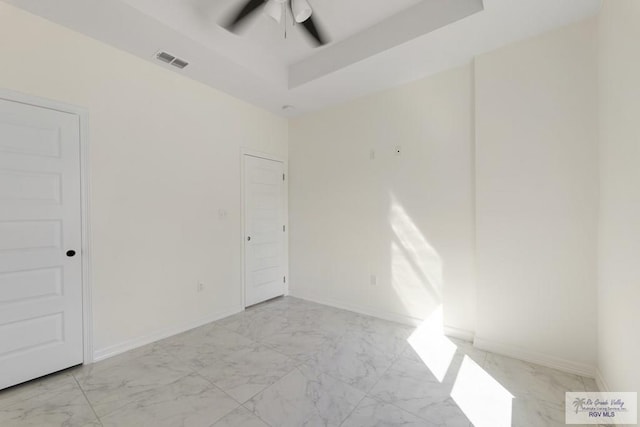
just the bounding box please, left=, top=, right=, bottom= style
left=391, top=241, right=440, bottom=318
left=389, top=195, right=443, bottom=297
left=389, top=194, right=443, bottom=319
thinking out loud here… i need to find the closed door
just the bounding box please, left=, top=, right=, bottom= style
left=0, top=98, right=83, bottom=390
left=244, top=155, right=285, bottom=307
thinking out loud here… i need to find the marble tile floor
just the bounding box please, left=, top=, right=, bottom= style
left=0, top=297, right=601, bottom=427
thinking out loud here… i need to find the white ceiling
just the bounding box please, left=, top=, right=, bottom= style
left=120, top=0, right=426, bottom=65
left=5, top=0, right=601, bottom=116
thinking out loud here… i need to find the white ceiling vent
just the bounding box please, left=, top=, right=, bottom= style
left=155, top=51, right=189, bottom=69
left=171, top=58, right=189, bottom=69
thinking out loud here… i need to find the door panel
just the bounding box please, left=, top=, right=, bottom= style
left=0, top=98, right=83, bottom=390
left=244, top=155, right=285, bottom=307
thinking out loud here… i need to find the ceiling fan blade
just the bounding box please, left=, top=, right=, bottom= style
left=300, top=15, right=329, bottom=46
left=223, top=0, right=265, bottom=32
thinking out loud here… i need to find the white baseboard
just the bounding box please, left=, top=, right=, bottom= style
left=291, top=291, right=480, bottom=341
left=291, top=291, right=424, bottom=327
left=443, top=325, right=475, bottom=342
left=92, top=306, right=242, bottom=362
left=595, top=368, right=610, bottom=392
left=473, top=336, right=596, bottom=378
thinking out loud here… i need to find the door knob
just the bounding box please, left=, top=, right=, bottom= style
left=247, top=236, right=251, bottom=241
left=66, top=250, right=76, bottom=257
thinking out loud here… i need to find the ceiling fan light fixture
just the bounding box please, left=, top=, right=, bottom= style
left=264, top=0, right=283, bottom=23
left=292, top=0, right=312, bottom=23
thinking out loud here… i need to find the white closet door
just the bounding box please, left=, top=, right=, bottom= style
left=0, top=98, right=83, bottom=390
left=244, top=155, right=285, bottom=307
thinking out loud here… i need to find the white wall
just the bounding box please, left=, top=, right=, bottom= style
left=289, top=65, right=476, bottom=334
left=597, top=0, right=640, bottom=397
left=0, top=3, right=288, bottom=359
left=474, top=19, right=598, bottom=374
left=1, top=1, right=616, bottom=382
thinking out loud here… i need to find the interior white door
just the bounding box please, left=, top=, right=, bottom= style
left=244, top=155, right=285, bottom=307
left=0, top=98, right=83, bottom=390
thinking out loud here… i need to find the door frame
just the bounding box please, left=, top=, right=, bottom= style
left=240, top=148, right=289, bottom=309
left=0, top=88, right=94, bottom=364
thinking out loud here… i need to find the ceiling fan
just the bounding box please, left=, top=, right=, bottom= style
left=222, top=0, right=329, bottom=46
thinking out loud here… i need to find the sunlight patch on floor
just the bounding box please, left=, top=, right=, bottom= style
left=407, top=306, right=457, bottom=382
left=451, top=356, right=514, bottom=427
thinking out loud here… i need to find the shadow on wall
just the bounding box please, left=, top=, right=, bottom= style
left=388, top=193, right=514, bottom=426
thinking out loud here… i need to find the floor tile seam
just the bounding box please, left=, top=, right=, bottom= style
left=302, top=373, right=359, bottom=427
left=223, top=363, right=301, bottom=406
left=71, top=373, right=104, bottom=426
left=293, top=360, right=376, bottom=397
left=346, top=337, right=406, bottom=356
left=441, top=348, right=489, bottom=386
left=213, top=339, right=285, bottom=361
left=197, top=366, right=298, bottom=409
left=70, top=367, right=91, bottom=385
left=70, top=363, right=118, bottom=383
left=366, top=348, right=474, bottom=425
left=0, top=373, right=78, bottom=412
left=239, top=402, right=275, bottom=427
left=360, top=342, right=407, bottom=396
left=292, top=346, right=399, bottom=396
left=512, top=394, right=571, bottom=411
left=186, top=371, right=258, bottom=426
left=256, top=358, right=376, bottom=408
left=251, top=339, right=308, bottom=365
left=162, top=334, right=269, bottom=365
left=221, top=325, right=293, bottom=348
left=362, top=350, right=458, bottom=424
left=337, top=392, right=368, bottom=427
left=364, top=391, right=445, bottom=424
left=214, top=320, right=256, bottom=336
left=156, top=342, right=202, bottom=375
left=190, top=370, right=247, bottom=407
left=237, top=367, right=312, bottom=426
left=511, top=396, right=576, bottom=424
left=87, top=370, right=199, bottom=420
left=372, top=392, right=451, bottom=424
